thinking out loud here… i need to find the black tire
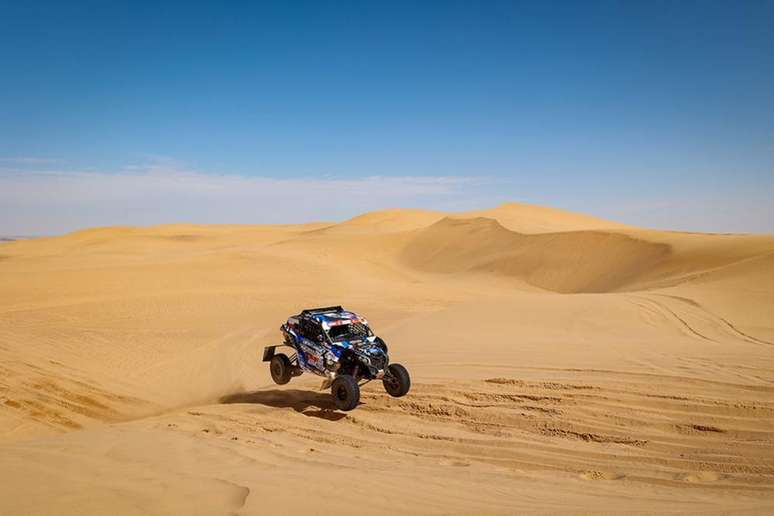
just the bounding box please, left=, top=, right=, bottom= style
left=383, top=363, right=411, bottom=397
left=269, top=354, right=293, bottom=385
left=331, top=375, right=360, bottom=411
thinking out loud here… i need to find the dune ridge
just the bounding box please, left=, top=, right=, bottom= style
left=401, top=216, right=673, bottom=292
left=456, top=201, right=633, bottom=233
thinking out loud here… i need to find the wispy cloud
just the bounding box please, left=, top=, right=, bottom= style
left=0, top=159, right=482, bottom=234
left=0, top=157, right=61, bottom=165
left=2, top=159, right=771, bottom=235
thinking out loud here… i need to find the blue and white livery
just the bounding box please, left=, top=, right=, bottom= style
left=262, top=306, right=411, bottom=411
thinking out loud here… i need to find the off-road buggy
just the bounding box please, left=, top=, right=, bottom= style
left=262, top=306, right=410, bottom=411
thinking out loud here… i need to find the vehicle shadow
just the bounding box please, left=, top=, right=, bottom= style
left=220, top=389, right=348, bottom=421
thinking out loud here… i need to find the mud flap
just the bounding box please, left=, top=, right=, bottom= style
left=262, top=346, right=276, bottom=362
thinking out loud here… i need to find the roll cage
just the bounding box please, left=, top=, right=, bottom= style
left=264, top=306, right=372, bottom=362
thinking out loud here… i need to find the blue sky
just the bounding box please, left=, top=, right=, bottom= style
left=1, top=1, right=773, bottom=234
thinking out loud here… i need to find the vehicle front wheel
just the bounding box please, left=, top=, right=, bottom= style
left=269, top=354, right=293, bottom=385
left=331, top=375, right=360, bottom=411
left=383, top=363, right=410, bottom=397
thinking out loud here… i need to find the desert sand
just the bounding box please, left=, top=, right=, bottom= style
left=1, top=202, right=773, bottom=514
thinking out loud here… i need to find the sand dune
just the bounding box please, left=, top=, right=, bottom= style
left=320, top=208, right=446, bottom=234
left=402, top=217, right=671, bottom=292
left=1, top=203, right=773, bottom=514
left=457, top=202, right=632, bottom=233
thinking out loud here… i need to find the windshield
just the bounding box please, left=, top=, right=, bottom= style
left=327, top=322, right=372, bottom=341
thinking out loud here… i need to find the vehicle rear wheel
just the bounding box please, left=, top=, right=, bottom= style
left=331, top=375, right=360, bottom=411
left=269, top=354, right=293, bottom=385
left=383, top=363, right=410, bottom=397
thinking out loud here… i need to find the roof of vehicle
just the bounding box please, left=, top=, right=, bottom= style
left=295, top=306, right=368, bottom=329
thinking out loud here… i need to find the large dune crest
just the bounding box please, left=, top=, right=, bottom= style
left=457, top=201, right=632, bottom=233
left=1, top=202, right=774, bottom=514
left=321, top=208, right=447, bottom=234
left=400, top=216, right=672, bottom=293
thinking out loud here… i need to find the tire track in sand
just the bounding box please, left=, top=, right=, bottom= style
left=196, top=375, right=774, bottom=492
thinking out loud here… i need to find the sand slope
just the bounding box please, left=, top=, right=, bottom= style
left=1, top=204, right=773, bottom=514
